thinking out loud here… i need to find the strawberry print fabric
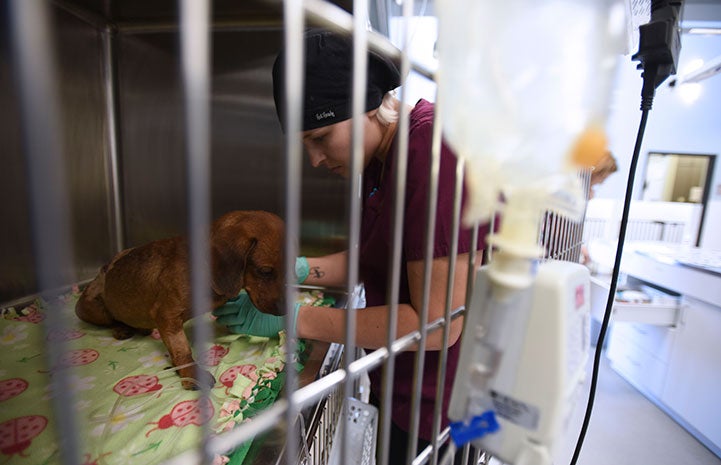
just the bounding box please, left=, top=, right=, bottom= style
left=0, top=288, right=317, bottom=465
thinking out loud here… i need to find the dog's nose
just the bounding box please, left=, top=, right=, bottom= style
left=275, top=299, right=288, bottom=315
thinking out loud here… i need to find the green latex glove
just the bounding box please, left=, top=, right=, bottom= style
left=295, top=256, right=309, bottom=284
left=213, top=291, right=300, bottom=338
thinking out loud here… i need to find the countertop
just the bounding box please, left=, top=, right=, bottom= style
left=588, top=240, right=721, bottom=309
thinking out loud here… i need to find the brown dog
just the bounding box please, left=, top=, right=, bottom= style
left=75, top=210, right=285, bottom=389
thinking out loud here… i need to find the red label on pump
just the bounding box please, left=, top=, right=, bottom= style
left=575, top=284, right=585, bottom=310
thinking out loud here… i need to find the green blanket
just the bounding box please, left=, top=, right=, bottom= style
left=0, top=288, right=323, bottom=465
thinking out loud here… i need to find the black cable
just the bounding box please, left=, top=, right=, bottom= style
left=569, top=63, right=659, bottom=465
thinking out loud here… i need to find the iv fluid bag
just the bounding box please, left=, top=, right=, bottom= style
left=437, top=0, right=626, bottom=225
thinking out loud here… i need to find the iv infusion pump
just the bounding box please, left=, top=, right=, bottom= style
left=448, top=260, right=591, bottom=465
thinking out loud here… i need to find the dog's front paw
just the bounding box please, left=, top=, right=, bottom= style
left=180, top=367, right=216, bottom=390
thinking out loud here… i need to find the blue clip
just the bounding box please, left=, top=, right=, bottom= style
left=368, top=187, right=379, bottom=198
left=449, top=410, right=500, bottom=446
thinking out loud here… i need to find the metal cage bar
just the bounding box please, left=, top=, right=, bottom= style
left=378, top=0, right=414, bottom=463
left=101, top=25, right=125, bottom=253
left=179, top=0, right=214, bottom=461
left=406, top=55, right=443, bottom=465
left=8, top=1, right=82, bottom=464
left=430, top=148, right=465, bottom=465
left=281, top=1, right=306, bottom=464
left=337, top=3, right=370, bottom=465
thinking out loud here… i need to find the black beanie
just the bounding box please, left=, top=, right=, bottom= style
left=272, top=29, right=402, bottom=132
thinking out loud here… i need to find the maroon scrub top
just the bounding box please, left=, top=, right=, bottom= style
left=360, top=99, right=489, bottom=440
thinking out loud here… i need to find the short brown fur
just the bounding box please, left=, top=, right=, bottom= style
left=75, top=210, right=285, bottom=389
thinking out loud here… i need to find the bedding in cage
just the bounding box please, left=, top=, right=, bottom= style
left=0, top=288, right=339, bottom=465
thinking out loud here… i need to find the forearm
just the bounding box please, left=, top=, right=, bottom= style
left=303, top=251, right=348, bottom=288
left=296, top=302, right=460, bottom=351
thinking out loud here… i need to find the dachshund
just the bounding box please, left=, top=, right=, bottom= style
left=75, top=210, right=285, bottom=389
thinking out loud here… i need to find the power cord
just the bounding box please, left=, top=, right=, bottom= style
left=569, top=2, right=684, bottom=464
left=569, top=104, right=650, bottom=465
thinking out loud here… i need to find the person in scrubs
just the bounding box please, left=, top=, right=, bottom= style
left=214, top=29, right=489, bottom=464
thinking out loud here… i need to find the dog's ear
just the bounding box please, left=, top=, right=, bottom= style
left=210, top=236, right=257, bottom=299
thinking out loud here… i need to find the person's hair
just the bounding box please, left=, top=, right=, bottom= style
left=591, top=151, right=618, bottom=183
left=375, top=91, right=399, bottom=126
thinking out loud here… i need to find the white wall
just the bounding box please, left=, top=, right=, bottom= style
left=598, top=29, right=721, bottom=249
left=388, top=16, right=438, bottom=104
left=388, top=13, right=721, bottom=249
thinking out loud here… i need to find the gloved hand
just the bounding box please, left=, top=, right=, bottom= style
left=213, top=290, right=300, bottom=338
left=295, top=256, right=310, bottom=284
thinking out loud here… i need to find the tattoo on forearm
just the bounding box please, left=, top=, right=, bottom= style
left=310, top=266, right=325, bottom=279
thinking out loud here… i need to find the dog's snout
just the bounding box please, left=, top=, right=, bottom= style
left=259, top=296, right=286, bottom=316
left=245, top=288, right=285, bottom=316
left=274, top=298, right=287, bottom=315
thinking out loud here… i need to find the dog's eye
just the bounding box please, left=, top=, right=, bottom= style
left=257, top=267, right=275, bottom=278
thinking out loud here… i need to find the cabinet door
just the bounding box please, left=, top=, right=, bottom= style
left=662, top=297, right=721, bottom=449
left=606, top=322, right=670, bottom=398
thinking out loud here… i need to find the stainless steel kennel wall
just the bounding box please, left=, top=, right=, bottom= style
left=0, top=0, right=356, bottom=303
left=1, top=1, right=589, bottom=465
